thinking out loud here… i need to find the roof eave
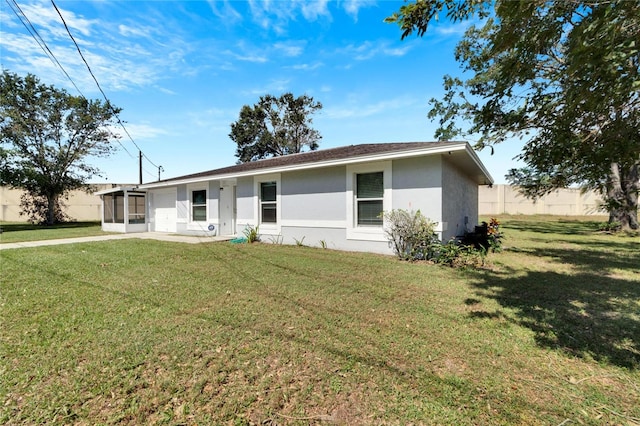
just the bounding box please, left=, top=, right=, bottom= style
left=463, top=144, right=494, bottom=185
left=94, top=185, right=143, bottom=195
left=139, top=143, right=473, bottom=189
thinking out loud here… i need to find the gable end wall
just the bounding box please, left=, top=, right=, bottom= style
left=441, top=157, right=479, bottom=240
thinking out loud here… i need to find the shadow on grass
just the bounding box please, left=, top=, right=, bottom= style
left=509, top=244, right=640, bottom=275
left=470, top=248, right=640, bottom=369
left=0, top=221, right=100, bottom=232
left=502, top=218, right=605, bottom=235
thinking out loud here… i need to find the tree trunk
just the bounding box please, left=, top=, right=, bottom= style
left=606, top=162, right=639, bottom=231
left=46, top=194, right=56, bottom=226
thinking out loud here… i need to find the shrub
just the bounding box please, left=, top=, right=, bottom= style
left=462, top=217, right=503, bottom=252
left=383, top=209, right=440, bottom=261
left=433, top=239, right=486, bottom=268
left=384, top=210, right=500, bottom=268
left=243, top=225, right=260, bottom=243
left=486, top=218, right=503, bottom=252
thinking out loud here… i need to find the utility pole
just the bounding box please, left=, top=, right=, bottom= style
left=139, top=151, right=143, bottom=185
left=157, top=165, right=164, bottom=181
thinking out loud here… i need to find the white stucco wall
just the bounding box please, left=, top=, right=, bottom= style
left=208, top=181, right=220, bottom=222
left=441, top=157, right=479, bottom=241
left=235, top=176, right=256, bottom=234
left=281, top=166, right=346, bottom=225
left=142, top=153, right=482, bottom=255
left=391, top=156, right=443, bottom=222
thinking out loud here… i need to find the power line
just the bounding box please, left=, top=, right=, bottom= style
left=50, top=0, right=161, bottom=173
left=4, top=0, right=137, bottom=161
left=5, top=0, right=85, bottom=97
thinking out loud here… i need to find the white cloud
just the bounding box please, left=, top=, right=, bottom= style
left=206, top=0, right=242, bottom=24
left=325, top=95, right=419, bottom=119
left=273, top=41, right=305, bottom=57
left=156, top=86, right=177, bottom=96
left=431, top=19, right=478, bottom=37
left=248, top=0, right=295, bottom=34
left=341, top=0, right=376, bottom=21
left=22, top=1, right=96, bottom=37
left=382, top=45, right=412, bottom=57
left=244, top=79, right=291, bottom=96
left=300, top=0, right=331, bottom=21
left=338, top=40, right=413, bottom=61
left=290, top=62, right=324, bottom=71
left=118, top=24, right=153, bottom=38
left=125, top=123, right=168, bottom=140
left=0, top=1, right=197, bottom=94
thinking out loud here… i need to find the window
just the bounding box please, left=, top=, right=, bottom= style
left=260, top=181, right=277, bottom=223
left=346, top=162, right=390, bottom=241
left=192, top=189, right=207, bottom=222
left=356, top=172, right=383, bottom=226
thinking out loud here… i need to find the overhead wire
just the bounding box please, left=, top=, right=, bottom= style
left=5, top=0, right=85, bottom=98
left=4, top=0, right=137, bottom=161
left=50, top=0, right=148, bottom=157
left=7, top=0, right=164, bottom=180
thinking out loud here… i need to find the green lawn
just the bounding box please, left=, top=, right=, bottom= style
left=0, top=221, right=105, bottom=244
left=1, top=216, right=639, bottom=425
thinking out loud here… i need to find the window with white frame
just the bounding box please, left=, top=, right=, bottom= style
left=356, top=172, right=384, bottom=226
left=260, top=181, right=277, bottom=223
left=346, top=161, right=391, bottom=241
left=191, top=189, right=207, bottom=222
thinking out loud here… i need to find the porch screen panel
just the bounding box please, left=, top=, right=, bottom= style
left=114, top=195, right=125, bottom=223
left=128, top=194, right=145, bottom=224
left=103, top=194, right=114, bottom=223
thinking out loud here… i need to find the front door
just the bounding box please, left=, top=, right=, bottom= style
left=219, top=185, right=236, bottom=236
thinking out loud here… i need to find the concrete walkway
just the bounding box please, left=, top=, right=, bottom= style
left=0, top=232, right=233, bottom=250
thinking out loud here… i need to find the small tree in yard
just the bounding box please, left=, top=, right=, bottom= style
left=0, top=71, right=121, bottom=225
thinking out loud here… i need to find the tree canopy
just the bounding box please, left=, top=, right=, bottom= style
left=230, top=93, right=322, bottom=163
left=0, top=71, right=121, bottom=224
left=386, top=0, right=640, bottom=230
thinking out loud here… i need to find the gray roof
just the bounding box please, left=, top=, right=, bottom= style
left=139, top=141, right=493, bottom=187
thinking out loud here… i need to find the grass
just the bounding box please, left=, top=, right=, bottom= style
left=1, top=216, right=639, bottom=425
left=0, top=221, right=105, bottom=244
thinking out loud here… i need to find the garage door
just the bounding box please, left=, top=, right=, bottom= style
left=153, top=189, right=177, bottom=233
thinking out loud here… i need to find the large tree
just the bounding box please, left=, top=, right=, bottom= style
left=0, top=71, right=121, bottom=225
left=230, top=92, right=322, bottom=163
left=386, top=0, right=640, bottom=230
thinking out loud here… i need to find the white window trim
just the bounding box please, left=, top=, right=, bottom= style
left=346, top=161, right=392, bottom=241
left=187, top=183, right=208, bottom=229
left=253, top=173, right=281, bottom=235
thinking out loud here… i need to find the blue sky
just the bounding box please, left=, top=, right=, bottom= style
left=1, top=0, right=524, bottom=184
